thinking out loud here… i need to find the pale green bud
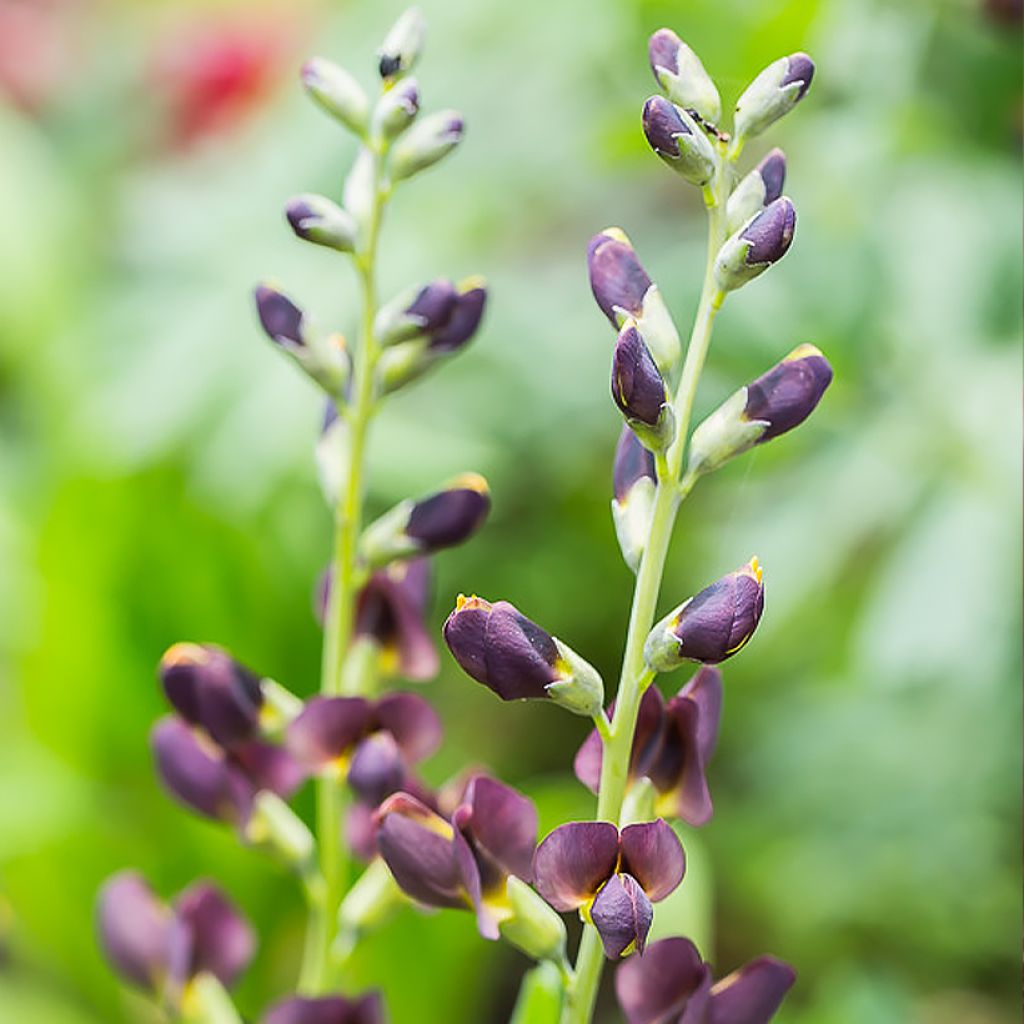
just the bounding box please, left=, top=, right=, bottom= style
left=343, top=147, right=378, bottom=234
left=648, top=29, right=721, bottom=123
left=733, top=53, right=814, bottom=144
left=390, top=109, right=464, bottom=181
left=301, top=58, right=369, bottom=135
left=378, top=7, right=427, bottom=80
left=285, top=194, right=358, bottom=253
left=545, top=640, right=605, bottom=718
left=714, top=197, right=796, bottom=293
left=181, top=973, right=244, bottom=1024
left=315, top=403, right=349, bottom=506
left=334, top=858, right=407, bottom=961
left=244, top=792, right=315, bottom=873
left=371, top=77, right=420, bottom=142
left=498, top=876, right=568, bottom=964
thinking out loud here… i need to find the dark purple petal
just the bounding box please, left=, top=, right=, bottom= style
left=262, top=993, right=385, bottom=1024
left=450, top=803, right=490, bottom=937
left=462, top=774, right=538, bottom=883
left=741, top=198, right=795, bottom=266
left=757, top=149, right=786, bottom=205
left=407, top=279, right=459, bottom=333
left=710, top=956, right=797, bottom=1024
left=428, top=284, right=487, bottom=352
left=375, top=793, right=465, bottom=909
left=286, top=697, right=373, bottom=770
left=744, top=345, right=833, bottom=442
left=616, top=936, right=707, bottom=1024
left=642, top=95, right=690, bottom=158
left=612, top=324, right=667, bottom=426
left=619, top=819, right=685, bottom=901
left=347, top=733, right=405, bottom=805
left=682, top=666, right=723, bottom=764
left=532, top=821, right=620, bottom=912
left=373, top=691, right=442, bottom=763
left=590, top=873, right=653, bottom=958
left=168, top=883, right=254, bottom=991
left=780, top=53, right=814, bottom=100
left=406, top=476, right=490, bottom=551
left=346, top=800, right=379, bottom=862
left=588, top=230, right=651, bottom=326
left=673, top=561, right=765, bottom=664
left=254, top=285, right=304, bottom=347
left=230, top=741, right=306, bottom=798
left=96, top=872, right=171, bottom=991
left=151, top=717, right=253, bottom=824
left=648, top=28, right=681, bottom=78
left=612, top=426, right=657, bottom=503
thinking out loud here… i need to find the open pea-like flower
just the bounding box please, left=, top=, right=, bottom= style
left=532, top=819, right=685, bottom=959
left=375, top=774, right=537, bottom=939
left=286, top=693, right=441, bottom=806
left=575, top=667, right=722, bottom=827
left=616, top=937, right=796, bottom=1024
left=262, top=993, right=385, bottom=1024
left=97, top=872, right=254, bottom=1009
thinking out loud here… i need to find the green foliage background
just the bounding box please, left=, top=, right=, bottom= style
left=0, top=0, right=1020, bottom=1021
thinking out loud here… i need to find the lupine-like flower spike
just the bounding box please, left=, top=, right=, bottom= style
left=641, top=96, right=716, bottom=187
left=253, top=284, right=351, bottom=397
left=616, top=937, right=796, bottom=1024
left=285, top=194, right=358, bottom=253
left=714, top=197, right=796, bottom=293
left=97, top=873, right=254, bottom=1006
left=360, top=473, right=490, bottom=567
left=389, top=109, right=464, bottom=181
left=588, top=228, right=680, bottom=373
left=645, top=558, right=765, bottom=670
left=647, top=28, right=720, bottom=123
left=688, top=344, right=833, bottom=477
left=371, top=76, right=420, bottom=142
left=612, top=322, right=676, bottom=452
left=443, top=596, right=604, bottom=716
left=574, top=667, right=722, bottom=827
left=611, top=426, right=657, bottom=572
left=725, top=147, right=787, bottom=234
left=301, top=58, right=370, bottom=135
left=376, top=775, right=539, bottom=940
left=262, top=993, right=385, bottom=1024
left=377, top=7, right=427, bottom=80
left=733, top=52, right=815, bottom=145
left=532, top=820, right=684, bottom=958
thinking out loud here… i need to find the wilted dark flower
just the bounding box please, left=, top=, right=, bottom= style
left=616, top=936, right=796, bottom=1024
left=301, top=57, right=369, bottom=134
left=714, top=197, right=796, bottom=292
left=532, top=819, right=684, bottom=958
left=725, top=148, right=787, bottom=233
left=575, top=667, right=722, bottom=827
left=262, top=992, right=385, bottom=1024
left=641, top=96, right=715, bottom=186
left=287, top=692, right=440, bottom=806
left=285, top=193, right=358, bottom=252
left=376, top=774, right=537, bottom=938
left=647, top=28, right=720, bottom=122
left=733, top=52, right=814, bottom=143
left=612, top=322, right=674, bottom=450
left=97, top=872, right=254, bottom=1003
left=687, top=345, right=832, bottom=476
left=645, top=559, right=764, bottom=670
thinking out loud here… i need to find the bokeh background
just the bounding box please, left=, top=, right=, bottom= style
left=0, top=0, right=1020, bottom=1021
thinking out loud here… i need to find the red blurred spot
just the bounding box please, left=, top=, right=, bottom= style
left=0, top=0, right=79, bottom=113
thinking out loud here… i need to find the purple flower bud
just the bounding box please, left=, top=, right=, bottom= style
left=301, top=58, right=369, bottom=134
left=96, top=872, right=172, bottom=991
left=780, top=52, right=815, bottom=101
left=645, top=558, right=765, bottom=670
left=372, top=77, right=420, bottom=140
left=428, top=281, right=487, bottom=353
left=347, top=733, right=406, bottom=806
left=254, top=285, right=305, bottom=348
left=159, top=643, right=264, bottom=750
left=725, top=148, right=787, bottom=233
left=262, top=993, right=385, bottom=1024
left=611, top=427, right=658, bottom=571
left=390, top=109, right=464, bottom=181
left=734, top=52, right=815, bottom=143
left=612, top=426, right=656, bottom=505
left=616, top=937, right=796, bottom=1024
left=377, top=8, right=426, bottom=80
left=641, top=96, right=715, bottom=186
left=612, top=324, right=673, bottom=449
left=285, top=194, right=358, bottom=253
left=715, top=197, right=796, bottom=292
left=758, top=148, right=788, bottom=204
left=532, top=819, right=684, bottom=959
left=647, top=28, right=721, bottom=122
left=744, top=343, right=833, bottom=441
left=406, top=473, right=491, bottom=550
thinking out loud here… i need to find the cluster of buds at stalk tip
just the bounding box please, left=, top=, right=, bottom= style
left=533, top=819, right=685, bottom=959
left=645, top=559, right=765, bottom=671
left=443, top=595, right=605, bottom=717
left=688, top=344, right=833, bottom=477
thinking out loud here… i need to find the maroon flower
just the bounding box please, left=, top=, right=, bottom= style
left=261, top=993, right=385, bottom=1024
left=616, top=936, right=795, bottom=1024
left=532, top=819, right=685, bottom=958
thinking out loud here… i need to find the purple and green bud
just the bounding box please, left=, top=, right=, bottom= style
left=611, top=426, right=658, bottom=572
left=688, top=344, right=833, bottom=476
left=725, top=147, right=787, bottom=234
left=316, top=401, right=349, bottom=506
left=733, top=52, right=815, bottom=145
left=443, top=596, right=604, bottom=716
left=532, top=819, right=685, bottom=959
left=616, top=936, right=796, bottom=1024
left=377, top=7, right=427, bottom=81
left=253, top=284, right=351, bottom=397
left=714, top=196, right=796, bottom=293
left=641, top=97, right=716, bottom=187
left=374, top=278, right=459, bottom=347
left=648, top=28, right=721, bottom=123
left=335, top=858, right=408, bottom=960
left=588, top=229, right=681, bottom=372
left=375, top=774, right=537, bottom=939
left=285, top=194, right=358, bottom=253
left=389, top=109, right=464, bottom=181
left=360, top=473, right=490, bottom=567
left=612, top=322, right=675, bottom=452
left=645, top=558, right=765, bottom=670
left=371, top=76, right=420, bottom=141
left=301, top=57, right=370, bottom=135
left=97, top=873, right=254, bottom=1005
left=343, top=147, right=377, bottom=231
left=262, top=993, right=385, bottom=1024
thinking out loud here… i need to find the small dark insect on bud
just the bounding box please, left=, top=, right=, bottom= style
left=641, top=96, right=716, bottom=186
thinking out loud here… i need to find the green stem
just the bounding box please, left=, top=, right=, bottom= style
left=299, top=146, right=388, bottom=994
left=560, top=152, right=730, bottom=1024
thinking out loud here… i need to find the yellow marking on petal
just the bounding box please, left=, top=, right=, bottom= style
left=740, top=556, right=763, bottom=584
left=161, top=642, right=207, bottom=668
left=448, top=471, right=489, bottom=495
left=378, top=645, right=400, bottom=676
left=602, top=226, right=631, bottom=245
left=481, top=881, right=514, bottom=924
left=784, top=342, right=823, bottom=362
left=457, top=274, right=487, bottom=293
left=328, top=332, right=348, bottom=352
left=180, top=978, right=200, bottom=1018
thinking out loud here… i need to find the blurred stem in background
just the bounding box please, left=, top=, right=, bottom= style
left=561, top=149, right=729, bottom=1024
